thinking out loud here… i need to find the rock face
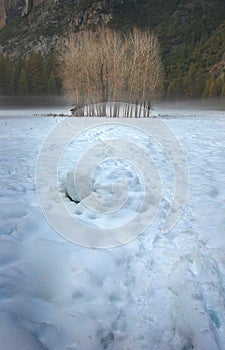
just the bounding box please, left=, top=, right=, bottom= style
left=0, top=0, right=6, bottom=28
left=0, top=0, right=45, bottom=29
left=0, top=0, right=114, bottom=30
left=0, top=0, right=115, bottom=58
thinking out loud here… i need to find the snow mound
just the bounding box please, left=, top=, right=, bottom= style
left=62, top=158, right=146, bottom=231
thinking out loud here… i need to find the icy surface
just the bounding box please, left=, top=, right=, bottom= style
left=0, top=105, right=225, bottom=349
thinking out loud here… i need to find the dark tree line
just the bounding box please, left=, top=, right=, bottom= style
left=0, top=51, right=225, bottom=98
left=166, top=63, right=225, bottom=99
left=0, top=52, right=61, bottom=95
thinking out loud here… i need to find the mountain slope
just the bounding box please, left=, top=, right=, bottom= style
left=0, top=0, right=225, bottom=97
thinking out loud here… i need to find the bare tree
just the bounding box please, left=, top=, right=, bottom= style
left=60, top=27, right=162, bottom=117
left=125, top=28, right=162, bottom=116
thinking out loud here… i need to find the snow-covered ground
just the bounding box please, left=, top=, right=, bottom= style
left=0, top=102, right=225, bottom=350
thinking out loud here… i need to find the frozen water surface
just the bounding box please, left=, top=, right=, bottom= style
left=0, top=99, right=225, bottom=349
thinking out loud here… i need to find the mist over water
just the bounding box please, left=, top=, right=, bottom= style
left=0, top=96, right=71, bottom=118
left=0, top=96, right=71, bottom=108
left=155, top=97, right=225, bottom=111
left=0, top=96, right=225, bottom=118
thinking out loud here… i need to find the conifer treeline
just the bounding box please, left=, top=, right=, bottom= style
left=167, top=63, right=225, bottom=98
left=0, top=52, right=225, bottom=98
left=0, top=52, right=61, bottom=95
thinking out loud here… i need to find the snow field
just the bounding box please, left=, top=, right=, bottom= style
left=0, top=109, right=224, bottom=349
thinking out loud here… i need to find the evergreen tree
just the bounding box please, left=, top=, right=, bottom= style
left=45, top=54, right=57, bottom=95
left=27, top=52, right=48, bottom=95
left=215, top=78, right=222, bottom=96
left=221, top=77, right=225, bottom=96
left=0, top=52, right=62, bottom=96
left=208, top=76, right=218, bottom=97
left=0, top=55, right=14, bottom=95
left=0, top=54, right=4, bottom=94
left=14, top=58, right=24, bottom=95
left=167, top=79, right=183, bottom=98
left=47, top=70, right=57, bottom=95
left=184, top=63, right=197, bottom=98
left=195, top=68, right=205, bottom=98
left=17, top=67, right=29, bottom=95
left=203, top=76, right=212, bottom=97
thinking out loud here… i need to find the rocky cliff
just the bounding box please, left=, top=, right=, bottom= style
left=0, top=0, right=119, bottom=58
left=1, top=0, right=33, bottom=28
left=0, top=0, right=116, bottom=30
left=0, top=0, right=6, bottom=29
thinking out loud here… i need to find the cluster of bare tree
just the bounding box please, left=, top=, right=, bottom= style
left=60, top=27, right=162, bottom=117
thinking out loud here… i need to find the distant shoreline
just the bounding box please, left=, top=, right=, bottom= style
left=0, top=96, right=225, bottom=111
left=0, top=96, right=71, bottom=109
